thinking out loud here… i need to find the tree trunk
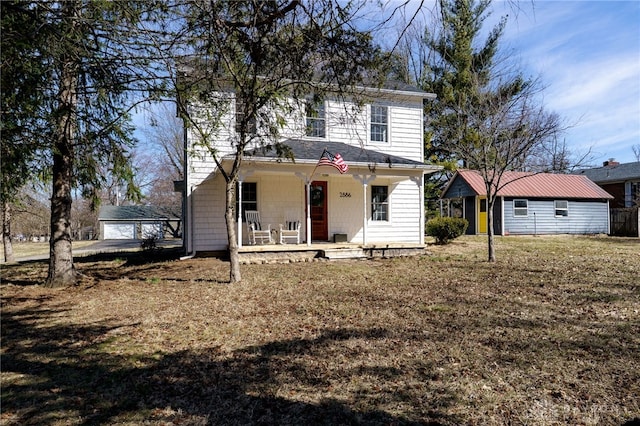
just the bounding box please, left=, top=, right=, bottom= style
left=46, top=7, right=79, bottom=287
left=225, top=179, right=241, bottom=283
left=47, top=147, right=76, bottom=287
left=487, top=198, right=496, bottom=262
left=3, top=199, right=15, bottom=263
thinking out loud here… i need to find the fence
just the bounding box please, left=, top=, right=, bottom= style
left=610, top=207, right=639, bottom=237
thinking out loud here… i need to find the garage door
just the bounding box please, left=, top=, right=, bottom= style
left=141, top=223, right=163, bottom=239
left=103, top=223, right=135, bottom=239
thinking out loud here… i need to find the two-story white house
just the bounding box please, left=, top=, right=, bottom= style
left=181, top=80, right=441, bottom=256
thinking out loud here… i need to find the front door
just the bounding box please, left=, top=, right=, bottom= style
left=477, top=196, right=487, bottom=234
left=310, top=181, right=328, bottom=241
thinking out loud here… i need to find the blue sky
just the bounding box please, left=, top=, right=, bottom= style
left=488, top=0, right=640, bottom=165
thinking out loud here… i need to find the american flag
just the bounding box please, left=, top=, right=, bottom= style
left=317, top=149, right=349, bottom=174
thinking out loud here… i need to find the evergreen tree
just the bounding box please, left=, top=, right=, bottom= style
left=1, top=1, right=158, bottom=285
left=421, top=0, right=561, bottom=261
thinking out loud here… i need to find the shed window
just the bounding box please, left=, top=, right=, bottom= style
left=513, top=199, right=528, bottom=217
left=555, top=200, right=568, bottom=217
left=371, top=185, right=388, bottom=221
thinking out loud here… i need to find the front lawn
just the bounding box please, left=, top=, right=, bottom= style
left=1, top=235, right=638, bottom=425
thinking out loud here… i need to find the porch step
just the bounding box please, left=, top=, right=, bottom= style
left=320, top=248, right=367, bottom=260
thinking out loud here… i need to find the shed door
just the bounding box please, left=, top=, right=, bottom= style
left=477, top=197, right=487, bottom=234
left=310, top=181, right=328, bottom=241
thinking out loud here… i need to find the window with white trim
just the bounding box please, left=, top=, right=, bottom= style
left=236, top=182, right=257, bottom=219
left=555, top=200, right=568, bottom=217
left=370, top=105, right=388, bottom=142
left=235, top=97, right=256, bottom=135
left=513, top=199, right=528, bottom=217
left=371, top=185, right=389, bottom=221
left=305, top=99, right=325, bottom=138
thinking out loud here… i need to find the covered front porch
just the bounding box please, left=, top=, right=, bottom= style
left=184, top=140, right=441, bottom=255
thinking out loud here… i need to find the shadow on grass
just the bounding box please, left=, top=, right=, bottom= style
left=1, top=302, right=459, bottom=425
left=1, top=247, right=234, bottom=287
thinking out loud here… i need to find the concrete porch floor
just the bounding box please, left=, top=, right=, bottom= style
left=237, top=242, right=427, bottom=264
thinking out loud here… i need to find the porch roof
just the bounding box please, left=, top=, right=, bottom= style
left=239, top=139, right=441, bottom=172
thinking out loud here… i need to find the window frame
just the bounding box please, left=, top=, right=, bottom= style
left=236, top=182, right=258, bottom=219
left=371, top=185, right=389, bottom=221
left=554, top=200, right=569, bottom=217
left=369, top=104, right=388, bottom=143
left=305, top=99, right=326, bottom=138
left=235, top=97, right=257, bottom=136
left=513, top=199, right=528, bottom=217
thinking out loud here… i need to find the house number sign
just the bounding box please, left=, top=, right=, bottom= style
left=339, top=192, right=352, bottom=198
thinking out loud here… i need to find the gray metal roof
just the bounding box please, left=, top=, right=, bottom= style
left=241, top=139, right=437, bottom=170
left=574, top=161, right=640, bottom=183
left=98, top=205, right=180, bottom=221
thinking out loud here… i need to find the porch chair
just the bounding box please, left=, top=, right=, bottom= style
left=279, top=220, right=301, bottom=244
left=245, top=210, right=274, bottom=245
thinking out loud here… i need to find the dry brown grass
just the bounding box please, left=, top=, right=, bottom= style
left=1, top=241, right=96, bottom=260
left=1, top=235, right=639, bottom=425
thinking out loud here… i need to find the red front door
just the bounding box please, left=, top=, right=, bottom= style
left=310, top=181, right=328, bottom=241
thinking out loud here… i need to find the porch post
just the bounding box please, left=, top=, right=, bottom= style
left=411, top=175, right=425, bottom=245
left=295, top=172, right=312, bottom=247
left=363, top=181, right=368, bottom=245
left=353, top=174, right=375, bottom=245
left=237, top=179, right=243, bottom=247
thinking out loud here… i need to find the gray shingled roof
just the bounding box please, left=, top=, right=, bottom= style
left=241, top=139, right=435, bottom=170
left=574, top=161, right=640, bottom=183
left=98, top=205, right=180, bottom=221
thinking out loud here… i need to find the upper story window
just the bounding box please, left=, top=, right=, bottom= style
left=555, top=200, right=568, bottom=217
left=370, top=105, right=388, bottom=143
left=513, top=199, right=528, bottom=217
left=371, top=185, right=389, bottom=221
left=235, top=97, right=256, bottom=136
left=306, top=99, right=326, bottom=138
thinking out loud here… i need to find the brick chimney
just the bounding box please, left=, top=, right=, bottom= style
left=603, top=159, right=620, bottom=167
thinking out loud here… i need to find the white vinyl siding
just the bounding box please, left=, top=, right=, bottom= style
left=363, top=179, right=422, bottom=244
left=504, top=199, right=609, bottom=235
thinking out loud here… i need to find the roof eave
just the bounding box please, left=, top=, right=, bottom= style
left=226, top=156, right=442, bottom=172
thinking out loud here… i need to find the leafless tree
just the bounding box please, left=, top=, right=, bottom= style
left=150, top=0, right=405, bottom=283
left=632, top=144, right=640, bottom=162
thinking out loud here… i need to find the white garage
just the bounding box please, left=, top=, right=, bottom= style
left=98, top=205, right=180, bottom=241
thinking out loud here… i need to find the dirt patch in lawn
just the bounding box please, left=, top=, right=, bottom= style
left=2, top=236, right=639, bottom=425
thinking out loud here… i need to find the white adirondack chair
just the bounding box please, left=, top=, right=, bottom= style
left=245, top=210, right=273, bottom=244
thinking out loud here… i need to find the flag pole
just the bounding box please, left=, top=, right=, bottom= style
left=309, top=147, right=327, bottom=181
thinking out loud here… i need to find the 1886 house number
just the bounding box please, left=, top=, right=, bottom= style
left=339, top=192, right=351, bottom=198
